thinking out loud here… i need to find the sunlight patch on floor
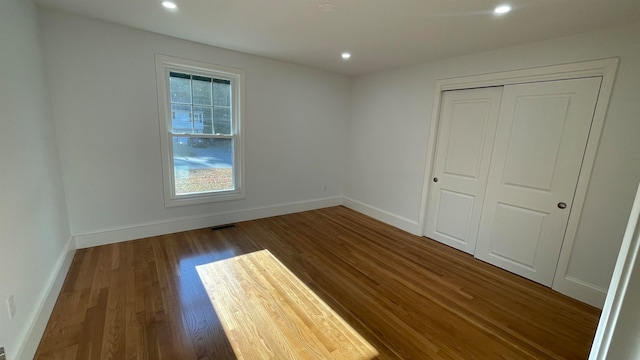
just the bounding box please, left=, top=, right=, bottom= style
left=196, top=249, right=379, bottom=359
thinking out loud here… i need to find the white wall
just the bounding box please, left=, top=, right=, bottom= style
left=589, top=182, right=640, bottom=359
left=39, top=9, right=350, bottom=246
left=3, top=3, right=634, bottom=356
left=0, top=1, right=74, bottom=359
left=346, top=23, right=640, bottom=302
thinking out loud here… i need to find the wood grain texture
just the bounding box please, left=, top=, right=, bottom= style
left=35, top=206, right=600, bottom=359
left=196, top=249, right=378, bottom=359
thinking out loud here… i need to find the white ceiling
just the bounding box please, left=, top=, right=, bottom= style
left=35, top=0, right=640, bottom=75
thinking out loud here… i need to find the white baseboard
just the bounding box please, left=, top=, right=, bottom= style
left=552, top=275, right=608, bottom=309
left=16, top=196, right=610, bottom=359
left=340, top=197, right=609, bottom=308
left=74, top=197, right=343, bottom=249
left=342, top=197, right=422, bottom=235
left=15, top=236, right=76, bottom=360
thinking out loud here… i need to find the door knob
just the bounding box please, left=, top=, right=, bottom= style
left=558, top=202, right=567, bottom=209
left=433, top=177, right=438, bottom=182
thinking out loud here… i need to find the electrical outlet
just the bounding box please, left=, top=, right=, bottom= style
left=7, top=296, right=15, bottom=319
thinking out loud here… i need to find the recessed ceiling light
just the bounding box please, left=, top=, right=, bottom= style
left=162, top=1, right=177, bottom=9
left=341, top=52, right=351, bottom=60
left=494, top=4, right=511, bottom=14
left=319, top=3, right=336, bottom=12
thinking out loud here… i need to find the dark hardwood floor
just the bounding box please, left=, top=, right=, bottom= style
left=35, top=206, right=600, bottom=359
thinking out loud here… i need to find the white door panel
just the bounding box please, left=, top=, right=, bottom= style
left=475, top=77, right=602, bottom=286
left=434, top=190, right=475, bottom=243
left=426, top=87, right=503, bottom=253
left=443, top=101, right=491, bottom=178
left=488, top=203, right=548, bottom=269
left=502, top=96, right=570, bottom=190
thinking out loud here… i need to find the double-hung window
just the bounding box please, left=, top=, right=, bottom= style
left=155, top=55, right=244, bottom=206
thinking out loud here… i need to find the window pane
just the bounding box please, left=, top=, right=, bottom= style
left=170, top=76, right=192, bottom=103
left=173, top=137, right=234, bottom=195
left=214, top=106, right=231, bottom=135
left=171, top=104, right=192, bottom=133
left=192, top=77, right=212, bottom=106
left=213, top=81, right=231, bottom=107
left=193, top=106, right=213, bottom=134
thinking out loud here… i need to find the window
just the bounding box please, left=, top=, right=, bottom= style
left=155, top=55, right=244, bottom=206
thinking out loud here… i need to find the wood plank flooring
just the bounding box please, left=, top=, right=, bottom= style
left=35, top=206, right=601, bottom=359
left=196, top=249, right=378, bottom=359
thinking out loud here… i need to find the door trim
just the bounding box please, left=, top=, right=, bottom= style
left=588, top=182, right=640, bottom=359
left=419, top=58, right=619, bottom=308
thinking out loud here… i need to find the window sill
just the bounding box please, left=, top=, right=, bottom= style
left=164, top=190, right=245, bottom=208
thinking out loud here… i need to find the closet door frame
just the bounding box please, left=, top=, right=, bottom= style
left=419, top=58, right=618, bottom=308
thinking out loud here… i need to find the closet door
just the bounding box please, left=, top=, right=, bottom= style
left=474, top=77, right=601, bottom=286
left=425, top=87, right=502, bottom=254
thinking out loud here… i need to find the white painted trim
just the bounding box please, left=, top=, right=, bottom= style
left=342, top=197, right=422, bottom=235
left=15, top=236, right=76, bottom=360
left=552, top=59, right=619, bottom=308
left=589, top=182, right=640, bottom=359
left=154, top=54, right=246, bottom=208
left=435, top=58, right=619, bottom=91
left=417, top=58, right=619, bottom=307
left=74, top=197, right=343, bottom=248
left=418, top=80, right=446, bottom=237
left=554, top=276, right=607, bottom=308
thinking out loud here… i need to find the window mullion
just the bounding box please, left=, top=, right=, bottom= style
left=214, top=79, right=216, bottom=134
left=190, top=76, right=195, bottom=134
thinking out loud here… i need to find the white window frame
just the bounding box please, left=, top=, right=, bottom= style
left=155, top=54, right=245, bottom=207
